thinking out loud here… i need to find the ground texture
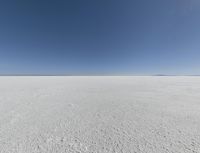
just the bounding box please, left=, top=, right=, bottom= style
left=0, top=76, right=200, bottom=153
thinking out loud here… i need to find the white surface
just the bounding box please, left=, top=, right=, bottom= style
left=0, top=76, right=200, bottom=153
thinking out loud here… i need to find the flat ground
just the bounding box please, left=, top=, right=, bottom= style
left=0, top=76, right=200, bottom=153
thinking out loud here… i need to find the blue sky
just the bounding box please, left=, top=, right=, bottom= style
left=0, top=0, right=200, bottom=75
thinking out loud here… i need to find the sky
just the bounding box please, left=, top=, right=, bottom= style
left=0, top=0, right=200, bottom=75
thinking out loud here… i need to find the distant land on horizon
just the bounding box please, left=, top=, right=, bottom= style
left=0, top=74, right=200, bottom=76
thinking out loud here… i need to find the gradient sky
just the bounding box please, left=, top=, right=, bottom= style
left=1, top=0, right=200, bottom=75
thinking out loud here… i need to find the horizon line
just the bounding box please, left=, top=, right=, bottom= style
left=0, top=74, right=200, bottom=76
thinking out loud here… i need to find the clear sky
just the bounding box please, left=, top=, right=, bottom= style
left=0, top=0, right=200, bottom=75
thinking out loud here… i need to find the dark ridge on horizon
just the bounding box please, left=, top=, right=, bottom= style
left=154, top=74, right=200, bottom=76
left=0, top=74, right=200, bottom=76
